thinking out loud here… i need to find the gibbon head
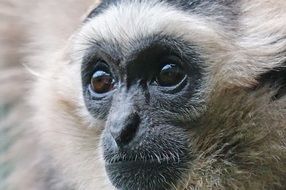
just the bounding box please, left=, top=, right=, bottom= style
left=32, top=0, right=286, bottom=190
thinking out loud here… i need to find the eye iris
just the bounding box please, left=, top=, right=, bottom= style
left=157, top=64, right=185, bottom=87
left=91, top=70, right=114, bottom=94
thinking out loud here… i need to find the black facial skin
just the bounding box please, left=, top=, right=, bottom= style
left=81, top=35, right=204, bottom=190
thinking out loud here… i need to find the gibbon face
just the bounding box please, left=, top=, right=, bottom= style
left=30, top=0, right=286, bottom=190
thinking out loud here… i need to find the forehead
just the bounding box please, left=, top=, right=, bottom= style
left=87, top=0, right=237, bottom=19
left=73, top=0, right=237, bottom=64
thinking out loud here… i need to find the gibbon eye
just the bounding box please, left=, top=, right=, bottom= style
left=90, top=69, right=115, bottom=94
left=156, top=63, right=186, bottom=87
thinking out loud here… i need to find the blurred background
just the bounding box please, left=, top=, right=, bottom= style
left=0, top=1, right=31, bottom=183
left=0, top=2, right=96, bottom=184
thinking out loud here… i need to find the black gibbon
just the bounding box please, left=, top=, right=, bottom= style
left=0, top=0, right=286, bottom=190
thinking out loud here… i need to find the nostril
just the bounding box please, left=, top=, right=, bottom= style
left=110, top=112, right=140, bottom=148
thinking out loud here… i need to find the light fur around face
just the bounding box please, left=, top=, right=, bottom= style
left=0, top=0, right=286, bottom=190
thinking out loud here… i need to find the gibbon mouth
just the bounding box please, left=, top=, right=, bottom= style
left=105, top=157, right=181, bottom=173
left=104, top=152, right=190, bottom=190
left=106, top=158, right=179, bottom=166
left=105, top=152, right=183, bottom=165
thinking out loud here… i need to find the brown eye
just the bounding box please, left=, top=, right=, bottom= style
left=156, top=64, right=186, bottom=87
left=91, top=70, right=115, bottom=94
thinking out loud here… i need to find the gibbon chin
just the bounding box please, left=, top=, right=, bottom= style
left=0, top=0, right=286, bottom=190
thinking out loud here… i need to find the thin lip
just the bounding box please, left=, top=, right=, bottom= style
left=105, top=159, right=181, bottom=169
left=105, top=155, right=183, bottom=166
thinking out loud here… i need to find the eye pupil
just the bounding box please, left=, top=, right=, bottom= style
left=91, top=70, right=114, bottom=94
left=157, top=64, right=186, bottom=87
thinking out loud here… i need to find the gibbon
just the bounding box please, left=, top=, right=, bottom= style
left=0, top=0, right=286, bottom=190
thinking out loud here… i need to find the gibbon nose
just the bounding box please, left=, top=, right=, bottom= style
left=109, top=112, right=141, bottom=148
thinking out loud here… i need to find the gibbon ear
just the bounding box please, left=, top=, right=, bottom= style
left=258, top=64, right=286, bottom=100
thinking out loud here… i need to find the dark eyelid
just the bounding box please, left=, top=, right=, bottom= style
left=93, top=61, right=110, bottom=71
left=83, top=45, right=120, bottom=68
left=160, top=55, right=182, bottom=63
